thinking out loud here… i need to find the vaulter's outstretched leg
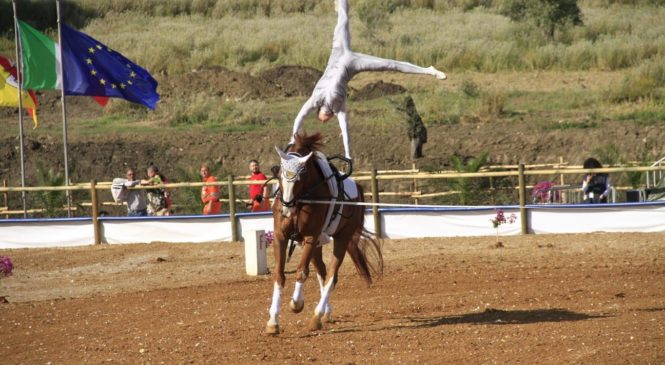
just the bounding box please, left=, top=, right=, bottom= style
left=351, top=52, right=447, bottom=80
left=332, top=0, right=351, bottom=52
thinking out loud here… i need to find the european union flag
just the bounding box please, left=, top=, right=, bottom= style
left=61, top=24, right=159, bottom=109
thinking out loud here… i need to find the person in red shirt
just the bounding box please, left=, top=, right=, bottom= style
left=247, top=159, right=271, bottom=212
left=200, top=164, right=221, bottom=215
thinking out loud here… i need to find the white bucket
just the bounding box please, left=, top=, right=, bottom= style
left=244, top=230, right=268, bottom=276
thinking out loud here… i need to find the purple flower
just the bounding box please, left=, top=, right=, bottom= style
left=0, top=256, right=13, bottom=278
left=263, top=231, right=274, bottom=247
left=490, top=210, right=517, bottom=228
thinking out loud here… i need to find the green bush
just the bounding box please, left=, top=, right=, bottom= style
left=33, top=162, right=67, bottom=218
left=477, top=90, right=506, bottom=122
left=605, top=75, right=659, bottom=103
left=460, top=79, right=481, bottom=98
left=450, top=151, right=489, bottom=205
left=501, top=0, right=583, bottom=41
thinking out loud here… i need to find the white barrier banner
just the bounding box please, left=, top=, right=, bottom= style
left=377, top=208, right=521, bottom=238
left=0, top=219, right=94, bottom=248
left=101, top=216, right=233, bottom=244
left=529, top=203, right=665, bottom=234
left=1, top=203, right=664, bottom=249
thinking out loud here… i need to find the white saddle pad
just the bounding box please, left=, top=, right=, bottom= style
left=313, top=152, right=359, bottom=243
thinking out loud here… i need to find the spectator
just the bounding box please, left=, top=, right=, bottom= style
left=142, top=164, right=170, bottom=216
left=247, top=159, right=271, bottom=212
left=123, top=168, right=148, bottom=216
left=200, top=163, right=221, bottom=215
left=582, top=157, right=611, bottom=203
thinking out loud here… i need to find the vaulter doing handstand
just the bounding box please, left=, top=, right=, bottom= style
left=289, top=0, right=447, bottom=160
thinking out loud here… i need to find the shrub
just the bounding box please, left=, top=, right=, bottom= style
left=501, top=0, right=583, bottom=41
left=605, top=75, right=659, bottom=103
left=450, top=151, right=489, bottom=205
left=461, top=79, right=481, bottom=98
left=34, top=162, right=67, bottom=218
left=477, top=90, right=506, bottom=122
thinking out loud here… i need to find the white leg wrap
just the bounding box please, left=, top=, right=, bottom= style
left=317, top=274, right=332, bottom=314
left=268, top=282, right=282, bottom=325
left=292, top=281, right=304, bottom=303
left=315, top=276, right=335, bottom=315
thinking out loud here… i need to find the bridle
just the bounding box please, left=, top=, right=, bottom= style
left=277, top=151, right=335, bottom=209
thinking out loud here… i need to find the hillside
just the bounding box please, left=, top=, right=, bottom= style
left=1, top=1, right=664, bottom=212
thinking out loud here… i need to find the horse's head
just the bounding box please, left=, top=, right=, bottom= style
left=274, top=132, right=324, bottom=218
left=275, top=146, right=313, bottom=217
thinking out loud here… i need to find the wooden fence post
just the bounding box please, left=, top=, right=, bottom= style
left=228, top=175, right=238, bottom=242
left=2, top=179, right=8, bottom=219
left=518, top=163, right=529, bottom=234
left=371, top=168, right=382, bottom=238
left=90, top=180, right=101, bottom=244
left=412, top=162, right=419, bottom=205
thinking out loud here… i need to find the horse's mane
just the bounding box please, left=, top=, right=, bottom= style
left=293, top=132, right=324, bottom=154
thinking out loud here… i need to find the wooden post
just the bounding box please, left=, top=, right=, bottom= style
left=559, top=156, right=565, bottom=185
left=518, top=163, right=528, bottom=234
left=90, top=180, right=101, bottom=244
left=371, top=168, right=382, bottom=238
left=2, top=179, right=8, bottom=219
left=228, top=175, right=238, bottom=242
left=412, top=162, right=419, bottom=205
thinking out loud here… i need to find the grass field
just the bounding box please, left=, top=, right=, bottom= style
left=0, top=1, right=664, bottom=215
left=2, top=1, right=663, bottom=134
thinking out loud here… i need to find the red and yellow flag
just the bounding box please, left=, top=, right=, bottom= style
left=0, top=54, right=38, bottom=128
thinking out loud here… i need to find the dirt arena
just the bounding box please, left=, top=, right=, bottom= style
left=1, top=232, right=663, bottom=364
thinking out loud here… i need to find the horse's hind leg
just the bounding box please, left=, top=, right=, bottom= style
left=308, top=235, right=348, bottom=331
left=290, top=236, right=316, bottom=313
left=311, top=245, right=333, bottom=322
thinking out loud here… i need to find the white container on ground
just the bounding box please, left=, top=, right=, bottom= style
left=245, top=230, right=268, bottom=276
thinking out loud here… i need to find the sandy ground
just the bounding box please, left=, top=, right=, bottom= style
left=0, top=232, right=664, bottom=364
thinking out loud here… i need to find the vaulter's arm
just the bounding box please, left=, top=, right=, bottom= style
left=290, top=96, right=317, bottom=143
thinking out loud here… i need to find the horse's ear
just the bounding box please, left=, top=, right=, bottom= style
left=299, top=151, right=314, bottom=164
left=275, top=146, right=288, bottom=160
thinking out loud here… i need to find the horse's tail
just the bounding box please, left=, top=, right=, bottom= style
left=346, top=186, right=384, bottom=287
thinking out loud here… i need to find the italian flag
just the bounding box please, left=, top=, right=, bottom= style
left=17, top=20, right=62, bottom=90
left=18, top=20, right=108, bottom=106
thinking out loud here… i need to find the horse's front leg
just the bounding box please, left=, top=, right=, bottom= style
left=290, top=236, right=316, bottom=313
left=266, top=230, right=289, bottom=335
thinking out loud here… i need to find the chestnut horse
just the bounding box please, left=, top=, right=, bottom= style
left=266, top=132, right=383, bottom=334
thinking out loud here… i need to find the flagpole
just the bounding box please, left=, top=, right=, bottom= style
left=12, top=0, right=28, bottom=218
left=56, top=0, right=72, bottom=217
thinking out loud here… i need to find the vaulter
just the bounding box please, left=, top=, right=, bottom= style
left=289, top=0, right=447, bottom=160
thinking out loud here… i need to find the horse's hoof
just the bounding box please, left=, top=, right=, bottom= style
left=322, top=312, right=333, bottom=323
left=308, top=315, right=323, bottom=331
left=265, top=323, right=281, bottom=335
left=289, top=299, right=305, bottom=313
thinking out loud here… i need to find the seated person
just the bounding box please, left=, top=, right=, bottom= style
left=581, top=157, right=611, bottom=203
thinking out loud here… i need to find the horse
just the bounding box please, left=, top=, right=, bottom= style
left=265, top=132, right=383, bottom=335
